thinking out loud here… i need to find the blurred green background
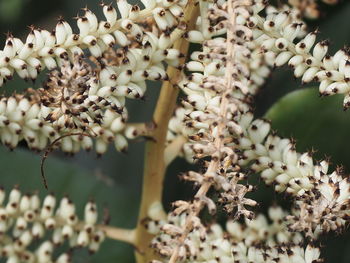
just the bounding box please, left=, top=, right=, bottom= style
left=0, top=0, right=350, bottom=262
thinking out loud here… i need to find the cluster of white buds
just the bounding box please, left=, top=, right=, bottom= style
left=288, top=0, right=338, bottom=19
left=0, top=0, right=191, bottom=154
left=247, top=4, right=350, bottom=109
left=161, top=0, right=350, bottom=258
left=168, top=107, right=350, bottom=239
left=230, top=110, right=350, bottom=238
left=0, top=0, right=188, bottom=85
left=146, top=206, right=322, bottom=262
left=242, top=4, right=308, bottom=93
left=158, top=0, right=272, bottom=261
left=166, top=4, right=307, bottom=155
left=0, top=186, right=105, bottom=263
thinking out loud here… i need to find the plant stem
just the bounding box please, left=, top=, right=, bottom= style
left=100, top=225, right=136, bottom=245
left=134, top=2, right=199, bottom=262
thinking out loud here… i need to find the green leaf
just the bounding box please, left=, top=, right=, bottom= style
left=0, top=0, right=22, bottom=23
left=0, top=147, right=137, bottom=263
left=265, top=88, right=350, bottom=168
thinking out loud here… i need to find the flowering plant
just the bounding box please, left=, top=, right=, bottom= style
left=0, top=0, right=349, bottom=262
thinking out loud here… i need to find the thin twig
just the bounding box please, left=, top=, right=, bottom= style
left=40, top=132, right=92, bottom=190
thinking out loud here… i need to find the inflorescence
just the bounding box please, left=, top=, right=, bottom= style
left=0, top=0, right=348, bottom=262
left=0, top=0, right=187, bottom=154
left=0, top=186, right=104, bottom=262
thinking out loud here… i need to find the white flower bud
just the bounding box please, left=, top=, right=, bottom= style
left=18, top=230, right=33, bottom=248
left=77, top=17, right=90, bottom=37
left=51, top=228, right=63, bottom=246
left=114, top=134, right=128, bottom=152
left=9, top=58, right=26, bottom=70
left=30, top=194, right=40, bottom=210
left=158, top=33, right=172, bottom=50
left=282, top=146, right=298, bottom=166
left=19, top=195, right=31, bottom=212
left=56, top=253, right=70, bottom=263
left=288, top=55, right=304, bottom=68
left=248, top=120, right=270, bottom=144
left=55, top=21, right=68, bottom=45
left=85, top=201, right=98, bottom=225
left=101, top=34, right=115, bottom=47
left=43, top=57, right=57, bottom=69
left=305, top=245, right=320, bottom=263
left=302, top=67, right=319, bottom=83
left=186, top=61, right=204, bottom=72
left=275, top=38, right=289, bottom=51
left=9, top=187, right=21, bottom=204
left=152, top=8, right=170, bottom=31
left=32, top=222, right=45, bottom=238
left=186, top=94, right=207, bottom=111
left=103, top=4, right=117, bottom=26
left=18, top=43, right=34, bottom=60
left=313, top=41, right=329, bottom=61
left=44, top=217, right=56, bottom=229
left=113, top=30, right=130, bottom=46
left=4, top=38, right=16, bottom=58
left=15, top=217, right=27, bottom=231
left=169, top=4, right=184, bottom=17
left=263, top=20, right=275, bottom=32
left=274, top=11, right=289, bottom=26
left=275, top=173, right=291, bottom=185
left=41, top=194, right=56, bottom=219
left=296, top=32, right=316, bottom=54
left=85, top=9, right=98, bottom=32
left=293, top=64, right=307, bottom=78
left=62, top=224, right=74, bottom=239
left=77, top=230, right=90, bottom=247
left=186, top=30, right=205, bottom=43
left=116, top=70, right=132, bottom=85
left=95, top=139, right=108, bottom=155
left=274, top=51, right=293, bottom=67
left=37, top=241, right=53, bottom=263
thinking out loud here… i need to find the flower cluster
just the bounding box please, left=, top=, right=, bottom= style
left=0, top=0, right=186, bottom=85
left=146, top=206, right=321, bottom=262
left=247, top=5, right=350, bottom=109
left=159, top=0, right=350, bottom=260
left=0, top=0, right=349, bottom=262
left=167, top=4, right=307, bottom=158
left=0, top=186, right=105, bottom=262
left=0, top=0, right=190, bottom=154
left=235, top=112, right=350, bottom=238
left=169, top=100, right=350, bottom=239
left=158, top=0, right=269, bottom=261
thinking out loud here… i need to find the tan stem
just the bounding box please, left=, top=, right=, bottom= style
left=55, top=218, right=137, bottom=245
left=134, top=2, right=199, bottom=262
left=100, top=225, right=136, bottom=245
left=125, top=122, right=157, bottom=139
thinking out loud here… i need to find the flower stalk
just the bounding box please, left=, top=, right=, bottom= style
left=134, top=1, right=199, bottom=262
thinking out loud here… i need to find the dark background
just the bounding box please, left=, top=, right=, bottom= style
left=0, top=0, right=350, bottom=262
